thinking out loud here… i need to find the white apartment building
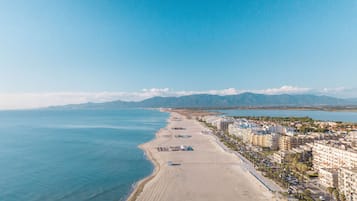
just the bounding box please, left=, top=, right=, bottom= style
left=313, top=141, right=357, bottom=192
left=313, top=141, right=357, bottom=171
left=201, top=116, right=221, bottom=125
left=319, top=168, right=338, bottom=188
left=201, top=116, right=234, bottom=132
left=338, top=167, right=357, bottom=201
left=251, top=133, right=280, bottom=150
left=228, top=122, right=256, bottom=143
left=348, top=131, right=357, bottom=144
left=228, top=122, right=280, bottom=149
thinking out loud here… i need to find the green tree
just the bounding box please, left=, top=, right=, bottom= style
left=302, top=189, right=313, bottom=201
left=333, top=189, right=340, bottom=201
left=327, top=187, right=334, bottom=197
left=339, top=193, right=346, bottom=201
left=304, top=189, right=312, bottom=197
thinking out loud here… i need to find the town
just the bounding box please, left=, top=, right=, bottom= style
left=197, top=114, right=357, bottom=201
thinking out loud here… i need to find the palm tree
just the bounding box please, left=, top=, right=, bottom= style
left=333, top=189, right=340, bottom=201
left=340, top=193, right=346, bottom=201
left=339, top=193, right=346, bottom=201
left=327, top=187, right=334, bottom=198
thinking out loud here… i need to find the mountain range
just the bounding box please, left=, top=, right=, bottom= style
left=48, top=93, right=357, bottom=109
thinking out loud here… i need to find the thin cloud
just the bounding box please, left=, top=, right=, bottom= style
left=253, top=85, right=311, bottom=95
left=315, top=87, right=357, bottom=98
left=0, top=86, right=355, bottom=109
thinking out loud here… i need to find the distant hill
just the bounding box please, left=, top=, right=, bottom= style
left=48, top=93, right=357, bottom=109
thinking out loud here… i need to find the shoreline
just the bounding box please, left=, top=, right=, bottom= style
left=126, top=108, right=171, bottom=201
left=126, top=110, right=281, bottom=201
left=126, top=129, right=164, bottom=201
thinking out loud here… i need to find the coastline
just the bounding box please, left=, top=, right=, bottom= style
left=126, top=108, right=171, bottom=201
left=126, top=128, right=164, bottom=201
left=126, top=110, right=281, bottom=201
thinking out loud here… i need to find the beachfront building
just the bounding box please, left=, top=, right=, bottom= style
left=228, top=120, right=280, bottom=150
left=200, top=116, right=234, bottom=132
left=228, top=120, right=257, bottom=143
left=201, top=115, right=221, bottom=126
left=251, top=133, right=280, bottom=150
left=338, top=167, right=357, bottom=201
left=217, top=118, right=234, bottom=132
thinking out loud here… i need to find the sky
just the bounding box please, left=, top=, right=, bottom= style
left=0, top=0, right=357, bottom=109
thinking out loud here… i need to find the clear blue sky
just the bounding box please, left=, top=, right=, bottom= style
left=1, top=0, right=356, bottom=93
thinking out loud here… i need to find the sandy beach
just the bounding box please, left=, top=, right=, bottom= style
left=127, top=110, right=279, bottom=201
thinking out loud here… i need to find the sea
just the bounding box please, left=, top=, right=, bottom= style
left=217, top=109, right=357, bottom=123
left=1, top=108, right=356, bottom=201
left=0, top=109, right=168, bottom=201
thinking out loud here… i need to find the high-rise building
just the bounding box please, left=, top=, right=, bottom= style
left=319, top=168, right=338, bottom=188
left=313, top=141, right=357, bottom=171
left=251, top=133, right=280, bottom=150
left=279, top=135, right=315, bottom=151
left=338, top=167, right=357, bottom=201
left=217, top=118, right=234, bottom=132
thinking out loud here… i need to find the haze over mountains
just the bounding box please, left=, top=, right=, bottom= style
left=50, top=93, right=357, bottom=109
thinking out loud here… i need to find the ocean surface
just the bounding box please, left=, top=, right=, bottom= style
left=0, top=109, right=168, bottom=201
left=217, top=109, right=357, bottom=123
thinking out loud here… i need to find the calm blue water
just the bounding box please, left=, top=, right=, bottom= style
left=217, top=109, right=357, bottom=123
left=0, top=109, right=168, bottom=201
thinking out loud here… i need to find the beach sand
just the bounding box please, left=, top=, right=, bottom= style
left=127, top=111, right=281, bottom=201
